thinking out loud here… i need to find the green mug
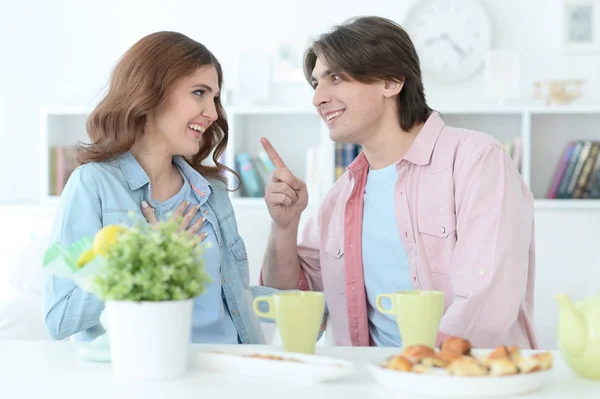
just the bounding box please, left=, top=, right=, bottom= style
left=376, top=290, right=445, bottom=348
left=253, top=291, right=325, bottom=354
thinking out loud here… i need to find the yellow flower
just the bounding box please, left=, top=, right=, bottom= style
left=93, top=225, right=127, bottom=256
left=75, top=248, right=95, bottom=268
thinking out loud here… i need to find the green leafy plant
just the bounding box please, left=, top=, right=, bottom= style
left=95, top=218, right=211, bottom=301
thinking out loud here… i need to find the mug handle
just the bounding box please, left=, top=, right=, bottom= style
left=253, top=296, right=275, bottom=320
left=376, top=294, right=396, bottom=315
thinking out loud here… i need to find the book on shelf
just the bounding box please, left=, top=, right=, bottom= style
left=333, top=138, right=522, bottom=181
left=48, top=145, right=78, bottom=196
left=547, top=140, right=600, bottom=199
left=334, top=143, right=361, bottom=180
left=234, top=151, right=275, bottom=198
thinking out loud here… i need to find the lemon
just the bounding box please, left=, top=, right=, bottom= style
left=75, top=248, right=95, bottom=268
left=93, top=225, right=126, bottom=256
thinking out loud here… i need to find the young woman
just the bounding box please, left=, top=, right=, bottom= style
left=43, top=31, right=265, bottom=345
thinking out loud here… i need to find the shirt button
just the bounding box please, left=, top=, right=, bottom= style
left=404, top=232, right=409, bottom=238
left=441, top=227, right=446, bottom=234
left=203, top=210, right=209, bottom=215
left=351, top=286, right=356, bottom=291
left=244, top=340, right=251, bottom=344
left=336, top=249, right=341, bottom=256
left=231, top=309, right=238, bottom=315
left=353, top=330, right=358, bottom=334
left=479, top=269, right=486, bottom=276
left=221, top=276, right=227, bottom=284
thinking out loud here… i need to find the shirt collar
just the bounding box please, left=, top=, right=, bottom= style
left=402, top=111, right=444, bottom=166
left=116, top=152, right=212, bottom=199
left=347, top=111, right=445, bottom=177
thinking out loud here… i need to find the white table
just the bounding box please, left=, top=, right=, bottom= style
left=0, top=341, right=597, bottom=398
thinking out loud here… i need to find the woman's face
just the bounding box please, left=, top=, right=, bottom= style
left=145, top=65, right=220, bottom=157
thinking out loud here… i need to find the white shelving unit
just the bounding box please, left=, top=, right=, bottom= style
left=40, top=104, right=600, bottom=209
left=39, top=106, right=91, bottom=206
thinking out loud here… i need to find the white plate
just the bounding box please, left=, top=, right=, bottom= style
left=367, top=357, right=551, bottom=397
left=190, top=346, right=355, bottom=384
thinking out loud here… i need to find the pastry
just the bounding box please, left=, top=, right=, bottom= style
left=447, top=356, right=489, bottom=376
left=381, top=336, right=553, bottom=377
left=531, top=352, right=553, bottom=370
left=384, top=355, right=413, bottom=371
left=422, top=355, right=449, bottom=368
left=421, top=350, right=461, bottom=368
left=487, top=357, right=519, bottom=376
left=402, top=345, right=436, bottom=364
left=515, top=355, right=542, bottom=373
left=437, top=349, right=462, bottom=363
left=487, top=345, right=511, bottom=360
left=440, top=336, right=472, bottom=356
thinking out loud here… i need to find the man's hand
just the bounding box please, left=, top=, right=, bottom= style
left=260, top=137, right=309, bottom=230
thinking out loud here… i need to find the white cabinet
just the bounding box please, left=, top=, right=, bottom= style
left=40, top=104, right=600, bottom=208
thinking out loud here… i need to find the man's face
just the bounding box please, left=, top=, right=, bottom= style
left=310, top=57, right=388, bottom=144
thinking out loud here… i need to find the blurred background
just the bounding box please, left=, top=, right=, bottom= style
left=1, top=0, right=599, bottom=348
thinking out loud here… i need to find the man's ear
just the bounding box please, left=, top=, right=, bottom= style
left=383, top=79, right=404, bottom=98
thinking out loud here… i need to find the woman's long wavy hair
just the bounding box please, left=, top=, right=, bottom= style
left=79, top=31, right=237, bottom=185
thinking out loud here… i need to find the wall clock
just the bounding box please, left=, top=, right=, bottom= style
left=403, top=0, right=493, bottom=83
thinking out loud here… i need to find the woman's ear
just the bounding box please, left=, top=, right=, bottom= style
left=383, top=79, right=404, bottom=98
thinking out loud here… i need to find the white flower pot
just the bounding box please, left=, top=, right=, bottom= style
left=105, top=299, right=193, bottom=380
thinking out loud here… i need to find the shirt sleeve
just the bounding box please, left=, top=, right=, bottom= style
left=42, top=166, right=106, bottom=340
left=258, top=208, right=324, bottom=291
left=296, top=209, right=324, bottom=292
left=439, top=144, right=535, bottom=348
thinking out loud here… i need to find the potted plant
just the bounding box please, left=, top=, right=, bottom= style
left=92, top=219, right=211, bottom=380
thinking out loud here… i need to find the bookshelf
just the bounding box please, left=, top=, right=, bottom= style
left=40, top=104, right=600, bottom=209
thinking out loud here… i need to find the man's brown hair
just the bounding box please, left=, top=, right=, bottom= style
left=304, top=16, right=432, bottom=131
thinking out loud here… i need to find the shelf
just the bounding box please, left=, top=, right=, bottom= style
left=527, top=105, right=600, bottom=115
left=534, top=199, right=600, bottom=209
left=434, top=103, right=600, bottom=115
left=39, top=105, right=600, bottom=211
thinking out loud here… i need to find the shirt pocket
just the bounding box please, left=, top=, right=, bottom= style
left=228, top=235, right=250, bottom=289
left=322, top=238, right=346, bottom=295
left=417, top=211, right=457, bottom=274
left=324, top=239, right=344, bottom=260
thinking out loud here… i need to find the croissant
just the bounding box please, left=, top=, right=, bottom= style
left=486, top=345, right=511, bottom=361
left=422, top=355, right=449, bottom=368
left=384, top=355, right=413, bottom=371
left=402, top=345, right=436, bottom=364
left=531, top=352, right=553, bottom=371
left=422, top=350, right=462, bottom=368
left=440, top=336, right=472, bottom=356
left=447, top=356, right=489, bottom=376
left=487, top=357, right=519, bottom=376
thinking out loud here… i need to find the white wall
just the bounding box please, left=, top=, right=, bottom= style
left=1, top=0, right=600, bottom=203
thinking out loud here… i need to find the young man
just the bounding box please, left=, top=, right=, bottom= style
left=260, top=16, right=538, bottom=349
